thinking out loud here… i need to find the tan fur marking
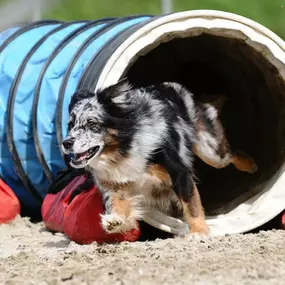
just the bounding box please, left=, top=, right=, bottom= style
left=104, top=129, right=119, bottom=146
left=151, top=187, right=163, bottom=199
left=100, top=129, right=127, bottom=166
left=107, top=128, right=118, bottom=136
left=181, top=182, right=209, bottom=234
left=100, top=132, right=122, bottom=166
left=111, top=193, right=132, bottom=218
left=147, top=164, right=171, bottom=184
left=101, top=145, right=121, bottom=157
left=151, top=186, right=170, bottom=200
left=147, top=164, right=173, bottom=201
left=101, top=180, right=134, bottom=192
left=232, top=152, right=258, bottom=173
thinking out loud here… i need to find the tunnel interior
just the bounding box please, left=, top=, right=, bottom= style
left=124, top=33, right=285, bottom=215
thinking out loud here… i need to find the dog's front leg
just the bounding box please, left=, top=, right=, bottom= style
left=100, top=190, right=140, bottom=234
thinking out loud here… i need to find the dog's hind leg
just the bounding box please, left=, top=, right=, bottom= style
left=193, top=142, right=232, bottom=169
left=193, top=143, right=258, bottom=174
left=194, top=98, right=258, bottom=174
left=179, top=175, right=209, bottom=235
left=168, top=168, right=209, bottom=235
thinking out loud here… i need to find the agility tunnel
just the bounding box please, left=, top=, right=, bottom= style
left=0, top=10, right=285, bottom=235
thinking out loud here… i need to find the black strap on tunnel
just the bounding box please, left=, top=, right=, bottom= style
left=56, top=15, right=152, bottom=165
left=77, top=15, right=159, bottom=91
left=0, top=20, right=63, bottom=52
left=32, top=19, right=115, bottom=183
left=6, top=22, right=88, bottom=203
left=3, top=20, right=63, bottom=203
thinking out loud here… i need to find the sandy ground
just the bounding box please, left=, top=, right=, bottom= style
left=0, top=217, right=285, bottom=285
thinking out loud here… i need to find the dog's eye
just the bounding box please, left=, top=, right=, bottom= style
left=87, top=119, right=97, bottom=128
left=68, top=122, right=74, bottom=131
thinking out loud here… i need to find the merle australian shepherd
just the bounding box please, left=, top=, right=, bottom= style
left=62, top=80, right=257, bottom=236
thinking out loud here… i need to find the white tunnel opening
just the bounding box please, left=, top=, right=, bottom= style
left=97, top=11, right=285, bottom=234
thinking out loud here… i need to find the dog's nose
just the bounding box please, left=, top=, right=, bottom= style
left=62, top=138, right=75, bottom=150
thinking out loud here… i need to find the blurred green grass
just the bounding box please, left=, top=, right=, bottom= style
left=46, top=0, right=285, bottom=39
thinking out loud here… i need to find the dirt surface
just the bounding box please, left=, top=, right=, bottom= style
left=0, top=217, right=285, bottom=285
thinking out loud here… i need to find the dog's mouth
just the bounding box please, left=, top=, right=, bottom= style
left=71, top=146, right=100, bottom=168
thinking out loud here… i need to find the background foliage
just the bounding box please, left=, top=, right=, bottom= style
left=46, top=0, right=285, bottom=39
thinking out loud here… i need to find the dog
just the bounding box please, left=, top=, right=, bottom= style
left=62, top=80, right=257, bottom=236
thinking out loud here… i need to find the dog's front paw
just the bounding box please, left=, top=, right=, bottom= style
left=185, top=232, right=210, bottom=242
left=100, top=213, right=132, bottom=234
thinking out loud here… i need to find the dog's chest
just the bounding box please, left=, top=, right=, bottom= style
left=128, top=164, right=181, bottom=214
left=96, top=160, right=180, bottom=213
left=137, top=169, right=179, bottom=213
left=95, top=159, right=181, bottom=214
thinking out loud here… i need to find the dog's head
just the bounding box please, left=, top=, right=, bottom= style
left=62, top=79, right=142, bottom=169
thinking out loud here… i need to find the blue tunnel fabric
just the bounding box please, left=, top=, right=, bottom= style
left=0, top=15, right=152, bottom=218
left=0, top=21, right=62, bottom=217
left=7, top=22, right=88, bottom=204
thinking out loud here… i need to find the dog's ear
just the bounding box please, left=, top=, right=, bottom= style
left=110, top=77, right=132, bottom=95
left=97, top=78, right=133, bottom=107
left=69, top=89, right=95, bottom=113
left=98, top=78, right=132, bottom=99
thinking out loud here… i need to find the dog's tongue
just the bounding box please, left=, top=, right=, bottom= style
left=76, top=151, right=88, bottom=161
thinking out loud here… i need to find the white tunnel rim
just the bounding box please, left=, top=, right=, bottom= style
left=96, top=9, right=285, bottom=90
left=95, top=10, right=285, bottom=235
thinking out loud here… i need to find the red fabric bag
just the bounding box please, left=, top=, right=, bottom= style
left=42, top=173, right=140, bottom=244
left=41, top=175, right=87, bottom=232
left=0, top=178, right=20, bottom=223
left=63, top=184, right=140, bottom=244
left=281, top=211, right=285, bottom=230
